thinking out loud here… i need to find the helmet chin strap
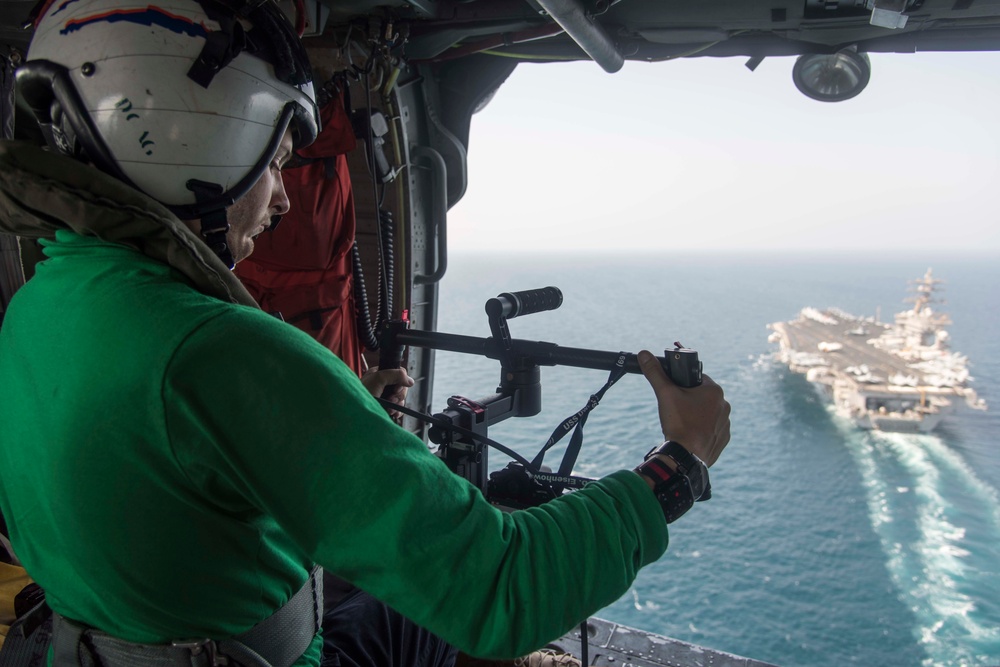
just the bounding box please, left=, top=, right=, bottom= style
left=187, top=179, right=236, bottom=270
left=199, top=208, right=235, bottom=270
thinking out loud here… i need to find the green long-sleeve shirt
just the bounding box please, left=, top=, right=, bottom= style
left=0, top=144, right=668, bottom=664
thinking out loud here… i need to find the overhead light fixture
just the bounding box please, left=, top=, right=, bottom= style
left=792, top=50, right=871, bottom=102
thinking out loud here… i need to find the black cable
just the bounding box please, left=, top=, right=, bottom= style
left=377, top=399, right=538, bottom=472
left=348, top=30, right=395, bottom=357
left=363, top=46, right=391, bottom=316
left=351, top=208, right=394, bottom=351
left=378, top=209, right=394, bottom=326
left=352, top=241, right=379, bottom=350
left=347, top=24, right=398, bottom=353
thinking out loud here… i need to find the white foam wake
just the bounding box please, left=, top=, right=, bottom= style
left=839, top=421, right=1000, bottom=667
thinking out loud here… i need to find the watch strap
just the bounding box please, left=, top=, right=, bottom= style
left=644, top=440, right=711, bottom=503
left=648, top=440, right=697, bottom=475
left=634, top=456, right=695, bottom=524
left=637, top=455, right=673, bottom=484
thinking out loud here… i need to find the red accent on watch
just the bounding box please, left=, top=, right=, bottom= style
left=638, top=457, right=673, bottom=484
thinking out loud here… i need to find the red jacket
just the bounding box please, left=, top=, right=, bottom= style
left=236, top=94, right=362, bottom=374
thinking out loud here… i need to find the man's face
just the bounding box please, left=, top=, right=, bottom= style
left=225, top=129, right=294, bottom=264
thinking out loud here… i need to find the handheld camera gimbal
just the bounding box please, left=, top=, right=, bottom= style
left=378, top=286, right=704, bottom=510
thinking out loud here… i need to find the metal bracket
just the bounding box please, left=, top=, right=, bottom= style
left=868, top=0, right=909, bottom=28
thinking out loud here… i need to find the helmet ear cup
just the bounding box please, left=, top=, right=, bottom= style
left=18, top=68, right=84, bottom=161
left=18, top=60, right=121, bottom=181
left=48, top=99, right=84, bottom=160
left=16, top=63, right=57, bottom=149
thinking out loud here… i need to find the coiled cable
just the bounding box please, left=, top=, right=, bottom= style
left=352, top=208, right=395, bottom=350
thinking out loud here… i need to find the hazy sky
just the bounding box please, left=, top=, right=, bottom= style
left=447, top=51, right=1000, bottom=254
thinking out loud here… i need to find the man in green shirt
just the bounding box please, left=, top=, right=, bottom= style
left=0, top=0, right=731, bottom=665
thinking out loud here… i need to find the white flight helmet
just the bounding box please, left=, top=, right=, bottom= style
left=17, top=0, right=319, bottom=225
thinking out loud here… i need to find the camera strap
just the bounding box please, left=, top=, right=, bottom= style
left=530, top=352, right=627, bottom=477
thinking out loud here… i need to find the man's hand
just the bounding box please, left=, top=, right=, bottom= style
left=637, top=349, right=731, bottom=467
left=361, top=367, right=414, bottom=418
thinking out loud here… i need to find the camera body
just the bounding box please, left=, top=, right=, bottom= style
left=664, top=347, right=702, bottom=388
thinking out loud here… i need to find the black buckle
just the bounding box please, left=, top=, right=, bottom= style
left=171, top=638, right=230, bottom=666
left=187, top=179, right=235, bottom=270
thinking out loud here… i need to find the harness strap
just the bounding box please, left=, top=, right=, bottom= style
left=0, top=600, right=53, bottom=667
left=222, top=566, right=323, bottom=667
left=49, top=567, right=323, bottom=667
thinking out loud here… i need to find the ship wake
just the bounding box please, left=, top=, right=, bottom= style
left=840, top=425, right=1000, bottom=666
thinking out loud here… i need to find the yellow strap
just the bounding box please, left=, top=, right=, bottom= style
left=0, top=561, right=32, bottom=634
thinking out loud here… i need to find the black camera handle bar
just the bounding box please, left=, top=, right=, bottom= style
left=376, top=287, right=706, bottom=665
left=376, top=286, right=706, bottom=503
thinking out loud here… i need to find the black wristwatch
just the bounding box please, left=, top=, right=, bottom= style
left=635, top=441, right=710, bottom=524
left=649, top=440, right=710, bottom=502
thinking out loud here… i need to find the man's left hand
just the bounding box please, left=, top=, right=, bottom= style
left=361, top=367, right=414, bottom=418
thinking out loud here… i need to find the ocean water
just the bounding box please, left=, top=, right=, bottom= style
left=429, top=253, right=1000, bottom=667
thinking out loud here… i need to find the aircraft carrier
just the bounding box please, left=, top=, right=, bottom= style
left=768, top=270, right=986, bottom=433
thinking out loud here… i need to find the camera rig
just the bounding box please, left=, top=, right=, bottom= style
left=378, top=286, right=704, bottom=510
